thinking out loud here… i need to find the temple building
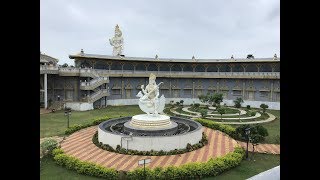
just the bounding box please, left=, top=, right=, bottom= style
left=40, top=25, right=280, bottom=111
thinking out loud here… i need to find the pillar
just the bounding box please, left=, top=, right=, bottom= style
left=270, top=80, right=274, bottom=101
left=44, top=73, right=48, bottom=109
left=192, top=80, right=195, bottom=99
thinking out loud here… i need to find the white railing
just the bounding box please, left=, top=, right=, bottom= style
left=107, top=70, right=280, bottom=77
left=87, top=89, right=110, bottom=103
left=40, top=65, right=59, bottom=70
left=80, top=77, right=109, bottom=88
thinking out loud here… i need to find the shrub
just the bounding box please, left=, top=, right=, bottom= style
left=250, top=111, right=256, bottom=116
left=199, top=109, right=208, bottom=118
left=126, top=146, right=245, bottom=180
left=65, top=116, right=110, bottom=135
left=40, top=139, right=58, bottom=156
left=92, top=131, right=208, bottom=156
left=53, top=151, right=118, bottom=179
left=192, top=103, right=200, bottom=111
left=246, top=105, right=251, bottom=110
left=260, top=104, right=269, bottom=114
left=195, top=118, right=236, bottom=139
left=180, top=100, right=184, bottom=106
left=233, top=97, right=244, bottom=108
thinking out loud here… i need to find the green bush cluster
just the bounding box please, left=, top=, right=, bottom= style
left=53, top=148, right=118, bottom=179
left=40, top=138, right=58, bottom=156
left=92, top=131, right=208, bottom=156
left=126, top=147, right=245, bottom=180
left=65, top=115, right=110, bottom=135
left=195, top=118, right=237, bottom=139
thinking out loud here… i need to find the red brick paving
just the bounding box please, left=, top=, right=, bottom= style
left=60, top=126, right=279, bottom=172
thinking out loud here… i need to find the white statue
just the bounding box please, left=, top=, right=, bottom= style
left=136, top=73, right=165, bottom=116
left=109, top=24, right=124, bottom=56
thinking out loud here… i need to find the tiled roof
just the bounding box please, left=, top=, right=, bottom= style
left=69, top=53, right=280, bottom=63
left=40, top=53, right=59, bottom=63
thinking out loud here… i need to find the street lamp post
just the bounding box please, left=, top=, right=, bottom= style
left=64, top=107, right=71, bottom=128
left=245, top=127, right=251, bottom=160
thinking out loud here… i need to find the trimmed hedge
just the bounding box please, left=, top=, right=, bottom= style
left=53, top=148, right=119, bottom=179
left=195, top=118, right=237, bottom=139
left=52, top=147, right=244, bottom=180
left=126, top=147, right=245, bottom=180
left=92, top=131, right=208, bottom=156
left=65, top=115, right=111, bottom=135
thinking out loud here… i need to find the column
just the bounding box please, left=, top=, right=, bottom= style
left=121, top=77, right=124, bottom=99
left=192, top=80, right=195, bottom=99
left=242, top=81, right=246, bottom=99
left=270, top=80, right=274, bottom=101
left=44, top=73, right=48, bottom=109
left=169, top=79, right=172, bottom=98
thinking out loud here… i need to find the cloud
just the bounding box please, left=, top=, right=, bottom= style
left=40, top=0, right=280, bottom=65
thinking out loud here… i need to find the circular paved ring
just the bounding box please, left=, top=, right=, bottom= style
left=60, top=126, right=238, bottom=172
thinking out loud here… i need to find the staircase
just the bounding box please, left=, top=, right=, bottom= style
left=80, top=77, right=109, bottom=90
left=87, top=89, right=110, bottom=103
left=79, top=68, right=100, bottom=78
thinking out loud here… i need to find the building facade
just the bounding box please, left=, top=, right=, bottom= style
left=40, top=51, right=280, bottom=111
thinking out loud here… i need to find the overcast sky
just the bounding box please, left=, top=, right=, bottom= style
left=40, top=0, right=280, bottom=65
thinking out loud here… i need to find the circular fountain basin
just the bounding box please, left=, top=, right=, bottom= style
left=98, top=116, right=203, bottom=151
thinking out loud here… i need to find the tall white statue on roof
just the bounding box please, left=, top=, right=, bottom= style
left=109, top=24, right=124, bottom=56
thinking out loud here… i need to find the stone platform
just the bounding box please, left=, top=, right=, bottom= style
left=124, top=114, right=178, bottom=136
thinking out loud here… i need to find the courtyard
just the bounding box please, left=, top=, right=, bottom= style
left=40, top=104, right=280, bottom=179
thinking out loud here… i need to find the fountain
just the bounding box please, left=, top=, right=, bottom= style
left=98, top=73, right=203, bottom=151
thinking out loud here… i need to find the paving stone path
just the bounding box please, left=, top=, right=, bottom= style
left=237, top=141, right=280, bottom=154
left=60, top=126, right=238, bottom=171
left=59, top=126, right=280, bottom=171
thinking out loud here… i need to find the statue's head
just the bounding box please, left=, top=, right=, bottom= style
left=149, top=73, right=156, bottom=84
left=115, top=24, right=122, bottom=37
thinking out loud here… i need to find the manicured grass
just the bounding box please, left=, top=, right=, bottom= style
left=203, top=153, right=280, bottom=180
left=40, top=105, right=143, bottom=138
left=232, top=109, right=280, bottom=144
left=40, top=156, right=103, bottom=180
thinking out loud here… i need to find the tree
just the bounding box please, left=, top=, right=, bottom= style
left=199, top=109, right=208, bottom=118
left=211, top=93, right=223, bottom=107
left=62, top=63, right=68, bottom=67
left=260, top=104, right=269, bottom=114
left=198, top=94, right=209, bottom=105
left=175, top=102, right=180, bottom=106
left=233, top=97, right=244, bottom=108
left=217, top=107, right=226, bottom=120
left=192, top=103, right=200, bottom=111
left=235, top=125, right=269, bottom=159
left=180, top=100, right=184, bottom=106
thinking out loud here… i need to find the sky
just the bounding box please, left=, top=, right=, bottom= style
left=40, top=0, right=280, bottom=65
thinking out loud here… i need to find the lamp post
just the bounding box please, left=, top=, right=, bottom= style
left=245, top=127, right=251, bottom=160
left=138, top=158, right=151, bottom=180
left=64, top=107, right=71, bottom=128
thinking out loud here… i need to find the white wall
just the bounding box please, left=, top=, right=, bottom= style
left=65, top=102, right=94, bottom=111
left=107, top=98, right=280, bottom=110
left=98, top=127, right=203, bottom=151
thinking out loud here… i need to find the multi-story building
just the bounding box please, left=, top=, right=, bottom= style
left=40, top=26, right=279, bottom=111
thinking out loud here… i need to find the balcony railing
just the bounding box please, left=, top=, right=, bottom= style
left=40, top=65, right=280, bottom=79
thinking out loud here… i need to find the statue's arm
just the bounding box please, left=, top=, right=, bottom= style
left=109, top=39, right=113, bottom=46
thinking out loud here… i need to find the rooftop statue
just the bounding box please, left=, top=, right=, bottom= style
left=109, top=24, right=124, bottom=56
left=136, top=73, right=165, bottom=116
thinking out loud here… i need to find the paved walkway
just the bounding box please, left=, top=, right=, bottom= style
left=237, top=141, right=280, bottom=154
left=40, top=108, right=51, bottom=115
left=60, top=126, right=238, bottom=171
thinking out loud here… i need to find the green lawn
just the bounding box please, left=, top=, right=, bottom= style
left=40, top=153, right=279, bottom=180
left=204, top=153, right=280, bottom=180
left=40, top=105, right=143, bottom=138
left=40, top=157, right=103, bottom=180
left=231, top=109, right=280, bottom=144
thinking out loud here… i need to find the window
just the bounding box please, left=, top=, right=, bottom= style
left=232, top=90, right=242, bottom=96
left=112, top=89, right=121, bottom=95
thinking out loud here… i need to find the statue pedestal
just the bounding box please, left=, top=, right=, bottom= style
left=123, top=114, right=178, bottom=136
